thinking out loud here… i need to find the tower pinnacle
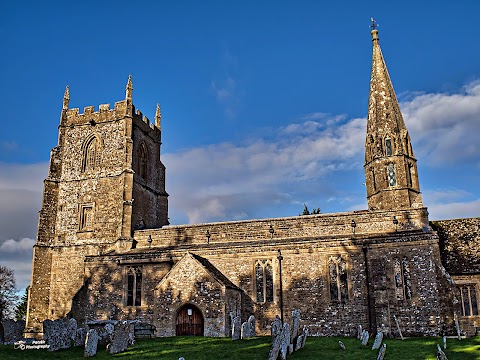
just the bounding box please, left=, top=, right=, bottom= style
left=63, top=85, right=70, bottom=110
left=155, top=103, right=162, bottom=128
left=126, top=74, right=133, bottom=101
left=364, top=20, right=423, bottom=211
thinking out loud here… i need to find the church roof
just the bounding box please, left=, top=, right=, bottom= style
left=189, top=253, right=241, bottom=290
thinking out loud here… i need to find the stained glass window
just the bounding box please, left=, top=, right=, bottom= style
left=255, top=260, right=274, bottom=303
left=458, top=285, right=479, bottom=316
left=329, top=256, right=348, bottom=303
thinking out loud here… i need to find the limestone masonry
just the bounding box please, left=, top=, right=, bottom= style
left=25, top=25, right=479, bottom=339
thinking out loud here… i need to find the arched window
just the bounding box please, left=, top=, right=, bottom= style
left=138, top=143, right=148, bottom=180
left=457, top=285, right=479, bottom=316
left=387, top=164, right=397, bottom=187
left=385, top=137, right=393, bottom=156
left=126, top=267, right=142, bottom=306
left=255, top=260, right=274, bottom=303
left=82, top=135, right=101, bottom=172
left=328, top=255, right=348, bottom=303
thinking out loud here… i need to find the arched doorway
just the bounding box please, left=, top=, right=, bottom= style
left=175, top=304, right=204, bottom=336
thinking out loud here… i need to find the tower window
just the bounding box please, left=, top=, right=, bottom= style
left=79, top=204, right=94, bottom=231
left=457, top=285, right=478, bottom=316
left=255, top=260, right=274, bottom=303
left=126, top=267, right=142, bottom=306
left=82, top=135, right=101, bottom=172
left=387, top=164, right=397, bottom=187
left=328, top=255, right=348, bottom=303
left=385, top=138, right=393, bottom=156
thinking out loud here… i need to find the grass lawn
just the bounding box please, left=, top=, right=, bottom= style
left=0, top=336, right=478, bottom=360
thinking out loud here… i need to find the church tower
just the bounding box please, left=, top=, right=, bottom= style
left=25, top=76, right=168, bottom=336
left=364, top=20, right=423, bottom=211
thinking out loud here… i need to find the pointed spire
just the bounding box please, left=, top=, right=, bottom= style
left=155, top=103, right=162, bottom=128
left=62, top=85, right=70, bottom=110
left=125, top=74, right=133, bottom=101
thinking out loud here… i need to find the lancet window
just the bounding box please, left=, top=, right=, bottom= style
left=385, top=137, right=393, bottom=156
left=387, top=164, right=397, bottom=187
left=138, top=143, right=148, bottom=180
left=328, top=255, right=348, bottom=303
left=82, top=135, right=101, bottom=172
left=255, top=260, right=274, bottom=303
left=126, top=267, right=142, bottom=306
left=393, top=257, right=412, bottom=301
left=79, top=204, right=94, bottom=231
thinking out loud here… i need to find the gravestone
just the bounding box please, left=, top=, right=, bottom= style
left=108, top=322, right=130, bottom=354
left=43, top=317, right=72, bottom=351
left=295, top=334, right=304, bottom=351
left=357, top=324, right=362, bottom=339
left=74, top=328, right=87, bottom=347
left=241, top=316, right=256, bottom=339
left=338, top=340, right=346, bottom=350
left=437, top=344, right=448, bottom=360
left=67, top=318, right=77, bottom=342
left=376, top=343, right=387, bottom=360
left=279, top=323, right=291, bottom=360
left=361, top=330, right=369, bottom=346
left=393, top=315, right=404, bottom=340
left=248, top=315, right=256, bottom=336
left=301, top=327, right=308, bottom=348
left=443, top=335, right=447, bottom=349
left=1, top=319, right=25, bottom=344
left=84, top=329, right=99, bottom=357
left=232, top=316, right=241, bottom=340
left=267, top=327, right=282, bottom=360
left=128, top=322, right=135, bottom=346
left=271, top=315, right=282, bottom=339
left=372, top=331, right=383, bottom=350
left=291, top=309, right=301, bottom=342
left=455, top=319, right=461, bottom=340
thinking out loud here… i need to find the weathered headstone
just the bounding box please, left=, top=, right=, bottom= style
left=291, top=309, right=301, bottom=342
left=267, top=328, right=282, bottom=360
left=357, top=324, right=363, bottom=339
left=241, top=316, right=256, bottom=339
left=108, top=322, right=130, bottom=354
left=248, top=315, right=256, bottom=336
left=128, top=322, right=135, bottom=346
left=0, top=319, right=25, bottom=344
left=288, top=344, right=294, bottom=354
left=43, top=317, right=72, bottom=351
left=67, top=318, right=77, bottom=342
left=74, top=327, right=87, bottom=347
left=301, top=327, right=308, bottom=348
left=361, top=330, right=369, bottom=346
left=443, top=335, right=447, bottom=350
left=372, top=331, right=383, bottom=350
left=437, top=344, right=448, bottom=360
left=279, top=323, right=291, bottom=360
left=232, top=316, right=241, bottom=340
left=376, top=343, right=387, bottom=360
left=84, top=329, right=99, bottom=357
left=339, top=340, right=346, bottom=350
left=271, top=315, right=282, bottom=339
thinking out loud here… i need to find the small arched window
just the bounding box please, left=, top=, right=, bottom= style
left=126, top=267, right=142, bottom=306
left=82, top=135, right=101, bottom=172
left=138, top=143, right=148, bottom=180
left=385, top=137, right=393, bottom=156
left=394, top=257, right=412, bottom=302
left=328, top=255, right=348, bottom=303
left=255, top=260, right=274, bottom=303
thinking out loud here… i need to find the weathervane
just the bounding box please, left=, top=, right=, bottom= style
left=370, top=18, right=378, bottom=30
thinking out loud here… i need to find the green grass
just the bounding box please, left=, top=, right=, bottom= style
left=0, top=336, right=479, bottom=360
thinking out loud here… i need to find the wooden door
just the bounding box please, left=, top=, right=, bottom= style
left=175, top=304, right=204, bottom=336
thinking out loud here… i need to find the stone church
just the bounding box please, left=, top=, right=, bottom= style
left=25, top=26, right=479, bottom=339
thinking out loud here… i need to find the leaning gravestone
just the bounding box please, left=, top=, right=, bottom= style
left=301, top=327, right=308, bottom=348
left=84, top=329, right=99, bottom=357
left=338, top=340, right=346, bottom=350
left=295, top=334, right=304, bottom=351
left=376, top=343, right=387, bottom=360
left=267, top=327, right=282, bottom=360
left=108, top=322, right=130, bottom=354
left=372, top=331, right=383, bottom=350
left=437, top=344, right=448, bottom=360
left=1, top=319, right=25, bottom=344
left=232, top=316, right=241, bottom=340
left=279, top=323, right=291, bottom=360
left=361, top=330, right=369, bottom=346
left=291, top=309, right=301, bottom=342
left=271, top=315, right=282, bottom=339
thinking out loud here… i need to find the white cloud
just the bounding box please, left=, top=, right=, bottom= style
left=423, top=189, right=480, bottom=220
left=402, top=81, right=480, bottom=166
left=0, top=238, right=35, bottom=253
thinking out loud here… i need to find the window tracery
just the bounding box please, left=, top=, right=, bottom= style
left=126, top=267, right=142, bottom=306
left=255, top=260, right=274, bottom=303
left=328, top=255, right=348, bottom=303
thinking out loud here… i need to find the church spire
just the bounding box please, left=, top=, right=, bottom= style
left=364, top=19, right=423, bottom=211
left=126, top=74, right=133, bottom=101
left=62, top=85, right=70, bottom=110
left=155, top=103, right=162, bottom=128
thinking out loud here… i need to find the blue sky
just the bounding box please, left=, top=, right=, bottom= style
left=1, top=1, right=480, bottom=291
